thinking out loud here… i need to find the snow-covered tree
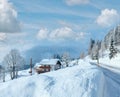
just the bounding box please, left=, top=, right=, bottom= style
left=0, top=65, right=5, bottom=82
left=52, top=54, right=61, bottom=59
left=61, top=52, right=70, bottom=67
left=90, top=41, right=100, bottom=64
left=3, top=49, right=25, bottom=80
left=88, top=38, right=95, bottom=55
left=99, top=41, right=106, bottom=57
left=2, top=67, right=5, bottom=82
left=97, top=40, right=101, bottom=50
left=109, top=39, right=117, bottom=59
left=89, top=40, right=101, bottom=62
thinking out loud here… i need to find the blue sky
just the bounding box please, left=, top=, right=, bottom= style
left=0, top=0, right=120, bottom=61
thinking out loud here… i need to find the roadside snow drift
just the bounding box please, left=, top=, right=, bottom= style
left=0, top=60, right=106, bottom=97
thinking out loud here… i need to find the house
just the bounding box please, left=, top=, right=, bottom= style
left=34, top=59, right=62, bottom=74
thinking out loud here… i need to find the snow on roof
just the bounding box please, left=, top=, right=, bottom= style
left=40, top=59, right=60, bottom=65
left=35, top=59, right=60, bottom=67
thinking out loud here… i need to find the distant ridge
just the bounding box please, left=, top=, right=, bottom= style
left=25, top=45, right=83, bottom=63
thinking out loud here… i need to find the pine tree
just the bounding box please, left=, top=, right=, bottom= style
left=109, top=39, right=117, bottom=59
left=88, top=38, right=95, bottom=55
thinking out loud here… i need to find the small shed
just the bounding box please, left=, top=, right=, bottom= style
left=34, top=59, right=62, bottom=74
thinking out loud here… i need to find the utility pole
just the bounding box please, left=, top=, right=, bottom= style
left=29, top=58, right=32, bottom=75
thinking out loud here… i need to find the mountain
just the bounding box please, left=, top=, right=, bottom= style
left=25, top=45, right=84, bottom=64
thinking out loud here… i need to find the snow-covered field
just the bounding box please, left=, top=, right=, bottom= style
left=0, top=59, right=119, bottom=97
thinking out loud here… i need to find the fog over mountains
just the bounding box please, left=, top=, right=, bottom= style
left=25, top=45, right=84, bottom=63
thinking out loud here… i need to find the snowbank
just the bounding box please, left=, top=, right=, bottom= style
left=0, top=60, right=105, bottom=97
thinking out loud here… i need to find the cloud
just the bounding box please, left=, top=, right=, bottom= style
left=65, top=0, right=89, bottom=6
left=49, top=27, right=73, bottom=39
left=96, top=9, right=119, bottom=27
left=0, top=0, right=21, bottom=33
left=37, top=27, right=87, bottom=41
left=37, top=28, right=49, bottom=40
left=58, top=20, right=82, bottom=30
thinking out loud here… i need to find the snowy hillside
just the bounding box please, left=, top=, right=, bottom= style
left=87, top=51, right=120, bottom=73
left=0, top=59, right=119, bottom=97
left=0, top=60, right=103, bottom=97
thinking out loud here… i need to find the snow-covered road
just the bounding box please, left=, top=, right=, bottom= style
left=90, top=62, right=120, bottom=97
left=101, top=66, right=120, bottom=85
left=101, top=67, right=120, bottom=97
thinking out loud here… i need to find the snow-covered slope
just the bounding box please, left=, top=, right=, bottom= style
left=85, top=50, right=120, bottom=73
left=84, top=52, right=120, bottom=97
left=0, top=60, right=105, bottom=97
left=99, top=53, right=120, bottom=71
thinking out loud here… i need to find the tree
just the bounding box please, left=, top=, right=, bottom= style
left=96, top=40, right=101, bottom=50
left=88, top=38, right=95, bottom=55
left=3, top=49, right=25, bottom=80
left=0, top=65, right=5, bottom=82
left=61, top=52, right=70, bottom=67
left=109, top=39, right=117, bottom=59
left=52, top=54, right=61, bottom=59
left=80, top=52, right=85, bottom=59
left=91, top=41, right=100, bottom=64
left=99, top=41, right=106, bottom=57
left=2, top=68, right=5, bottom=82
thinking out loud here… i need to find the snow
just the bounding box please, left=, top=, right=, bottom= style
left=99, top=53, right=120, bottom=68
left=0, top=60, right=105, bottom=97
left=84, top=52, right=120, bottom=97
left=0, top=57, right=119, bottom=97
left=84, top=50, right=120, bottom=73
left=68, top=59, right=78, bottom=67
left=101, top=67, right=120, bottom=97
left=34, top=59, right=60, bottom=68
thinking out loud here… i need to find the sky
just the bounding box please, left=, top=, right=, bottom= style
left=0, top=0, right=120, bottom=62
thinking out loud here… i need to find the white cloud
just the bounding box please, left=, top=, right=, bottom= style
left=49, top=27, right=73, bottom=39
left=37, top=27, right=86, bottom=41
left=0, top=0, right=20, bottom=33
left=65, top=0, right=89, bottom=6
left=96, top=9, right=119, bottom=27
left=37, top=28, right=49, bottom=40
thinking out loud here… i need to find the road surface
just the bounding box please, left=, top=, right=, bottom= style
left=90, top=62, right=120, bottom=97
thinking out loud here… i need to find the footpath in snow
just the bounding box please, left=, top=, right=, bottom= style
left=0, top=59, right=119, bottom=97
